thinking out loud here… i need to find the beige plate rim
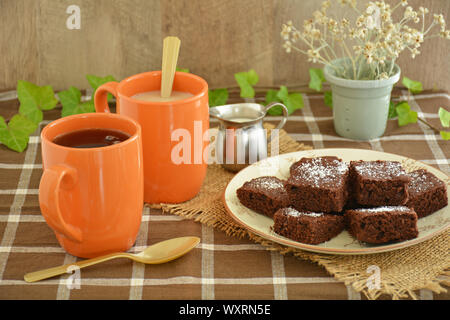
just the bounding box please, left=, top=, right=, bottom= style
left=223, top=148, right=450, bottom=255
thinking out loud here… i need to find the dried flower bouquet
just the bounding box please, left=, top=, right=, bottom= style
left=281, top=0, right=450, bottom=80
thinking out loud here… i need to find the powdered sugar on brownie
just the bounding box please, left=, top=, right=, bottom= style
left=352, top=161, right=408, bottom=180
left=353, top=206, right=411, bottom=213
left=408, top=169, right=445, bottom=194
left=244, top=176, right=286, bottom=192
left=289, top=157, right=349, bottom=188
left=281, top=207, right=324, bottom=218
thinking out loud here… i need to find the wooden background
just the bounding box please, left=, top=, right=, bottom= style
left=1, top=0, right=449, bottom=92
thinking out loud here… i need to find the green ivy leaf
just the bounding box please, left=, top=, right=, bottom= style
left=388, top=101, right=398, bottom=119
left=285, top=93, right=304, bottom=113
left=176, top=67, right=190, bottom=73
left=438, top=107, right=450, bottom=128
left=266, top=106, right=281, bottom=116
left=0, top=114, right=37, bottom=152
left=440, top=131, right=450, bottom=140
left=234, top=69, right=259, bottom=98
left=86, top=74, right=116, bottom=92
left=265, top=89, right=279, bottom=105
left=19, top=101, right=43, bottom=125
left=324, top=91, right=333, bottom=108
left=209, top=88, right=229, bottom=107
left=396, top=101, right=418, bottom=126
left=276, top=86, right=289, bottom=101
left=37, top=85, right=59, bottom=110
left=58, top=87, right=95, bottom=117
left=9, top=114, right=38, bottom=135
left=309, top=68, right=325, bottom=92
left=266, top=86, right=303, bottom=115
left=76, top=100, right=95, bottom=115
left=58, top=86, right=81, bottom=116
left=246, top=69, right=259, bottom=86
left=17, top=80, right=58, bottom=124
left=86, top=74, right=117, bottom=101
left=402, top=76, right=423, bottom=94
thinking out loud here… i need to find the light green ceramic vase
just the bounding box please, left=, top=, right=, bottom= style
left=324, top=59, right=401, bottom=140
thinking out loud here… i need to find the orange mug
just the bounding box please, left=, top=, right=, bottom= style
left=39, top=113, right=144, bottom=258
left=94, top=71, right=209, bottom=204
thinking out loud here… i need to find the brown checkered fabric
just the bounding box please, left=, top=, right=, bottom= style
left=0, top=89, right=448, bottom=300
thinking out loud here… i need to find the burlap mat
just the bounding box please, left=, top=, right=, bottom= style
left=149, top=124, right=450, bottom=300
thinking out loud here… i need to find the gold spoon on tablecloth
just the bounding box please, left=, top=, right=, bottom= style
left=24, top=236, right=200, bottom=283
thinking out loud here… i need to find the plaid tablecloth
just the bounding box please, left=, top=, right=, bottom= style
left=0, top=88, right=448, bottom=300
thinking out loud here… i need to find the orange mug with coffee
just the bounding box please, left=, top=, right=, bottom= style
left=39, top=113, right=144, bottom=258
left=94, top=71, right=209, bottom=204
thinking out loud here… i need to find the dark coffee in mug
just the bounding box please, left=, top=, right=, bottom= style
left=52, top=128, right=131, bottom=148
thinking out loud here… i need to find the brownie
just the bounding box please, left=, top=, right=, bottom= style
left=345, top=206, right=418, bottom=244
left=286, top=157, right=350, bottom=213
left=350, top=160, right=410, bottom=206
left=273, top=207, right=345, bottom=244
left=236, top=176, right=290, bottom=218
left=406, top=169, right=448, bottom=218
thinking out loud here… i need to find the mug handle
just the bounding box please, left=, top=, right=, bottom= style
left=39, top=165, right=82, bottom=243
left=264, top=102, right=289, bottom=142
left=94, top=81, right=119, bottom=113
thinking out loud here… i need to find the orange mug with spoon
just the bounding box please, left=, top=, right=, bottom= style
left=94, top=71, right=209, bottom=204
left=39, top=113, right=144, bottom=258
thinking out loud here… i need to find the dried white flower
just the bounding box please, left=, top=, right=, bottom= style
left=307, top=49, right=321, bottom=62
left=321, top=0, right=331, bottom=11
left=434, top=14, right=445, bottom=25
left=440, top=30, right=450, bottom=39
left=341, top=18, right=350, bottom=28
left=418, top=7, right=429, bottom=15
left=414, top=32, right=424, bottom=44
left=404, top=6, right=417, bottom=19
left=292, top=30, right=301, bottom=42
left=283, top=41, right=292, bottom=53
left=356, top=16, right=365, bottom=27
left=281, top=25, right=291, bottom=40
left=311, top=29, right=321, bottom=39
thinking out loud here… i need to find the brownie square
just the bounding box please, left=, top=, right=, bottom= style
left=406, top=169, right=448, bottom=218
left=286, top=157, right=350, bottom=213
left=273, top=207, right=345, bottom=244
left=345, top=206, right=418, bottom=244
left=350, top=160, right=410, bottom=206
left=236, top=176, right=290, bottom=218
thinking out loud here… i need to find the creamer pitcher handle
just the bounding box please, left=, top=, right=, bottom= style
left=94, top=81, right=119, bottom=113
left=264, top=102, right=288, bottom=142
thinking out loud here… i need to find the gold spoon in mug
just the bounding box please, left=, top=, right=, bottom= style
left=24, top=236, right=200, bottom=283
left=160, top=36, right=181, bottom=98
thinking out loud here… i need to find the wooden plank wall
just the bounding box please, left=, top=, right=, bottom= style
left=1, top=0, right=449, bottom=92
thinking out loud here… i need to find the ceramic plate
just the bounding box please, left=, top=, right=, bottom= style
left=223, top=148, right=450, bottom=255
